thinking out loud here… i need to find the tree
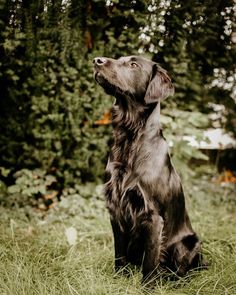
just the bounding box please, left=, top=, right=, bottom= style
left=0, top=0, right=235, bottom=189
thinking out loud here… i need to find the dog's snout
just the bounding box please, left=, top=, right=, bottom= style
left=93, top=57, right=107, bottom=66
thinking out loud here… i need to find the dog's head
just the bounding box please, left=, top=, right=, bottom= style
left=93, top=55, right=174, bottom=104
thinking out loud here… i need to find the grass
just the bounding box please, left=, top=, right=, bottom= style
left=0, top=174, right=235, bottom=295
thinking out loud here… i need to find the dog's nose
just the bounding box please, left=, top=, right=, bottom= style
left=93, top=57, right=107, bottom=66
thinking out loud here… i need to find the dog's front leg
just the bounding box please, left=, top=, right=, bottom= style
left=142, top=214, right=164, bottom=283
left=110, top=219, right=128, bottom=272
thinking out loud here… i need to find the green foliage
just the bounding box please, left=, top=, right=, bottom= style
left=0, top=168, right=57, bottom=209
left=0, top=0, right=235, bottom=191
left=0, top=166, right=107, bottom=212
left=47, top=183, right=105, bottom=222
left=161, top=109, right=209, bottom=176
left=8, top=169, right=56, bottom=196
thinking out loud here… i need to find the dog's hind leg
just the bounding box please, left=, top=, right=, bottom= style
left=165, top=233, right=205, bottom=276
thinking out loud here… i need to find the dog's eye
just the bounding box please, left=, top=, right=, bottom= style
left=130, top=62, right=138, bottom=68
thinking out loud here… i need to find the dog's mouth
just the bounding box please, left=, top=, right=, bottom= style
left=94, top=70, right=110, bottom=85
left=94, top=71, right=102, bottom=82
left=94, top=70, right=121, bottom=96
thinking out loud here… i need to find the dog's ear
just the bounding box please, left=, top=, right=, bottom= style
left=144, top=64, right=174, bottom=104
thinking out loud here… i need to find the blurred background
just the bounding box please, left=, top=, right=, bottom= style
left=0, top=2, right=236, bottom=294
left=0, top=0, right=235, bottom=209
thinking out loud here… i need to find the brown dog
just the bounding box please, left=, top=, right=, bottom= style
left=93, top=55, right=205, bottom=283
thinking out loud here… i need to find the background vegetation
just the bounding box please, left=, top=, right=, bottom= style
left=0, top=0, right=235, bottom=190
left=0, top=1, right=235, bottom=294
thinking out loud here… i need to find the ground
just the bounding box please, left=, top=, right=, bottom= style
left=0, top=171, right=235, bottom=295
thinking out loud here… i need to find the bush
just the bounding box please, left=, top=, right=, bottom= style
left=0, top=0, right=234, bottom=192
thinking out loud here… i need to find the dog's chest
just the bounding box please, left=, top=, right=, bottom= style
left=109, top=130, right=139, bottom=187
left=104, top=132, right=152, bottom=227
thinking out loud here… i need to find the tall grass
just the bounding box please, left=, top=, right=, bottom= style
left=0, top=177, right=235, bottom=295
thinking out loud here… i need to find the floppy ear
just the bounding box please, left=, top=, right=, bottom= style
left=144, top=64, right=175, bottom=104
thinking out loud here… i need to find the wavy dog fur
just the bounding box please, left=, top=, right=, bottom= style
left=93, top=56, right=205, bottom=282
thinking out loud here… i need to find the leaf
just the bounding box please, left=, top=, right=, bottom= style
left=45, top=175, right=57, bottom=186
left=65, top=227, right=78, bottom=246
left=0, top=167, right=11, bottom=177
left=8, top=185, right=20, bottom=194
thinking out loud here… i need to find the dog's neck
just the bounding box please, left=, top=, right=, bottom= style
left=146, top=101, right=161, bottom=130
left=112, top=96, right=161, bottom=133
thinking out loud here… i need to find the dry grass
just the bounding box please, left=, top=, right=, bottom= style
left=0, top=176, right=235, bottom=295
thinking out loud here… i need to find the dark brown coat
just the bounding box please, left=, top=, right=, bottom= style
left=93, top=56, right=205, bottom=283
